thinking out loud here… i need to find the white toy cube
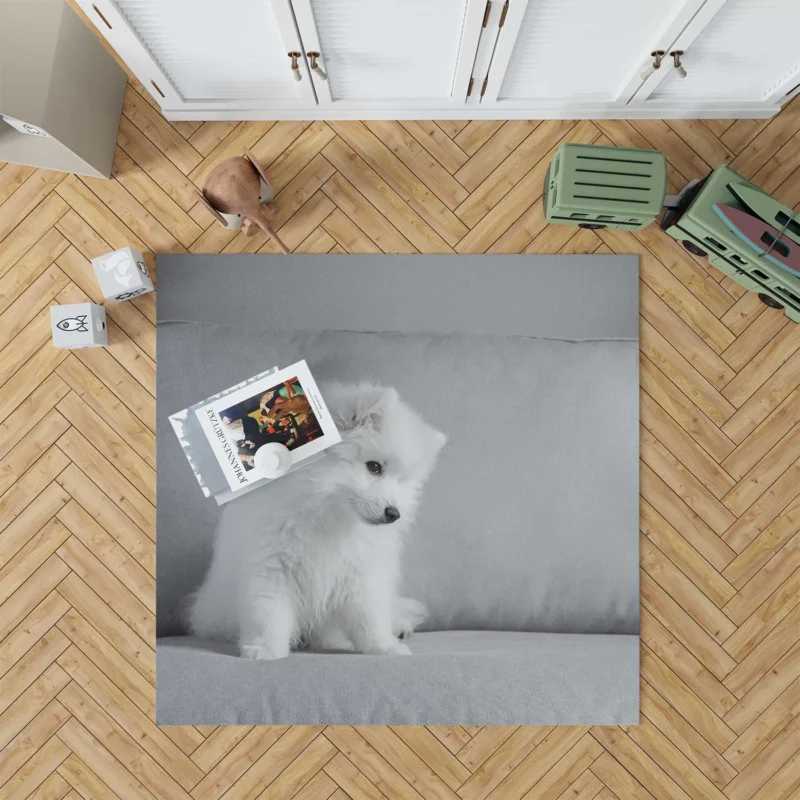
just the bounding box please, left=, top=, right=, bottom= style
left=51, top=303, right=108, bottom=349
left=2, top=115, right=50, bottom=137
left=91, top=246, right=154, bottom=302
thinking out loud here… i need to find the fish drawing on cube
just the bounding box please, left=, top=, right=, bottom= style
left=91, top=246, right=154, bottom=302
left=51, top=303, right=108, bottom=349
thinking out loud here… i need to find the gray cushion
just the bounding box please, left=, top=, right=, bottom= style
left=156, top=631, right=640, bottom=725
left=156, top=255, right=639, bottom=639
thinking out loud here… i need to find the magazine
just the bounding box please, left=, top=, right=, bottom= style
left=169, top=360, right=341, bottom=502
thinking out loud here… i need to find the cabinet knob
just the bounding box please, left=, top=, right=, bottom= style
left=670, top=50, right=687, bottom=79
left=641, top=50, right=665, bottom=81
left=307, top=52, right=328, bottom=81
left=288, top=52, right=302, bottom=81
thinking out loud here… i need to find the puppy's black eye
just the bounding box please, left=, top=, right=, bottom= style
left=366, top=460, right=382, bottom=475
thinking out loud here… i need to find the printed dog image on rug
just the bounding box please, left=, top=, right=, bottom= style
left=156, top=254, right=640, bottom=726
left=190, top=383, right=444, bottom=660
left=218, top=376, right=323, bottom=468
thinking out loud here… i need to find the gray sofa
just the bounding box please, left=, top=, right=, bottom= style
left=156, top=255, right=640, bottom=725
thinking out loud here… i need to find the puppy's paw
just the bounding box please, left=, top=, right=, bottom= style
left=362, top=639, right=411, bottom=656
left=394, top=619, right=415, bottom=640
left=386, top=639, right=412, bottom=656
left=240, top=643, right=289, bottom=660
left=393, top=597, right=427, bottom=640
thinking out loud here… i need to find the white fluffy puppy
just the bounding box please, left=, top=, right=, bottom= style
left=188, top=382, right=446, bottom=659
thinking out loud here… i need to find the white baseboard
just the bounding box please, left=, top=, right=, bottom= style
left=163, top=103, right=781, bottom=122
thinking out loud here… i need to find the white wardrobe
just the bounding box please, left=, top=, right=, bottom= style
left=78, top=0, right=800, bottom=120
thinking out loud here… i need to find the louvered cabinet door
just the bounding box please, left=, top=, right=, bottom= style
left=289, top=0, right=486, bottom=109
left=479, top=0, right=705, bottom=110
left=76, top=0, right=315, bottom=114
left=631, top=0, right=800, bottom=109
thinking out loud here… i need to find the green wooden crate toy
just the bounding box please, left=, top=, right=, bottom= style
left=544, top=143, right=800, bottom=323
left=543, top=143, right=667, bottom=231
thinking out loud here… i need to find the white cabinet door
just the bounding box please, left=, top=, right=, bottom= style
left=632, top=0, right=800, bottom=109
left=76, top=0, right=315, bottom=113
left=480, top=0, right=706, bottom=110
left=290, top=0, right=486, bottom=110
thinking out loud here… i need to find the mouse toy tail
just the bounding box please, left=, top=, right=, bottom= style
left=254, top=213, right=290, bottom=254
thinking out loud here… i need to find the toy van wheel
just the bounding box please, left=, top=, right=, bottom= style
left=682, top=240, right=707, bottom=257
left=758, top=293, right=784, bottom=310
left=578, top=223, right=606, bottom=229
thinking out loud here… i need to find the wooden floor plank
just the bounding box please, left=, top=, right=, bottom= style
left=641, top=607, right=737, bottom=717
left=589, top=751, right=655, bottom=799
left=640, top=356, right=736, bottom=463
left=122, top=86, right=202, bottom=176
left=0, top=591, right=69, bottom=684
left=457, top=121, right=598, bottom=250
left=454, top=121, right=506, bottom=155
left=721, top=460, right=800, bottom=553
left=454, top=119, right=577, bottom=228
left=322, top=172, right=417, bottom=254
left=0, top=228, right=69, bottom=316
left=640, top=682, right=737, bottom=790
left=640, top=320, right=737, bottom=428
left=116, top=116, right=201, bottom=212
left=0, top=163, right=37, bottom=206
left=56, top=680, right=193, bottom=800
left=723, top=676, right=800, bottom=772
left=0, top=170, right=66, bottom=244
left=667, top=119, right=735, bottom=170
left=723, top=642, right=800, bottom=734
left=0, top=665, right=70, bottom=755
left=54, top=427, right=154, bottom=536
left=723, top=389, right=800, bottom=478
left=263, top=122, right=335, bottom=192
left=520, top=733, right=603, bottom=800
left=400, top=121, right=470, bottom=174
left=642, top=571, right=737, bottom=682
left=55, top=572, right=154, bottom=683
left=56, top=717, right=158, bottom=800
left=724, top=534, right=800, bottom=625
left=641, top=392, right=735, bottom=501
left=453, top=121, right=539, bottom=192
left=111, top=148, right=202, bottom=248
left=641, top=644, right=737, bottom=752
left=722, top=349, right=800, bottom=445
left=56, top=463, right=154, bottom=571
left=457, top=728, right=550, bottom=800
left=56, top=501, right=154, bottom=610
left=0, top=195, right=70, bottom=300
left=189, top=727, right=288, bottom=800
left=364, top=120, right=469, bottom=210
left=324, top=129, right=461, bottom=249
left=642, top=535, right=736, bottom=644
left=723, top=563, right=800, bottom=662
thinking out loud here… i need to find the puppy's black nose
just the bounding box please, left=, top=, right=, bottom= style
left=384, top=506, right=400, bottom=523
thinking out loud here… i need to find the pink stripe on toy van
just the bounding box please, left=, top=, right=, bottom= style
left=713, top=204, right=800, bottom=276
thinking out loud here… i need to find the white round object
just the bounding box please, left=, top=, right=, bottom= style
left=253, top=442, right=292, bottom=479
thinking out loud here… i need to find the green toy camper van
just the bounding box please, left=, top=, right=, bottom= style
left=544, top=143, right=667, bottom=231
left=660, top=165, right=800, bottom=322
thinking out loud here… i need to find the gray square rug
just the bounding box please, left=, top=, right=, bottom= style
left=155, top=254, right=639, bottom=725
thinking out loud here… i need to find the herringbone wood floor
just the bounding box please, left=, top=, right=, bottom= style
left=3, top=53, right=800, bottom=800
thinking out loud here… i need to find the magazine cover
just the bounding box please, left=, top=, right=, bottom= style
left=194, top=360, right=341, bottom=493
left=169, top=366, right=278, bottom=501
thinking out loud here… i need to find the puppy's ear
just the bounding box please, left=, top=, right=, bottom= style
left=324, top=382, right=398, bottom=432
left=349, top=386, right=398, bottom=432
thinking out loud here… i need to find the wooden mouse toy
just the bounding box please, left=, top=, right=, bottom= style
left=197, top=149, right=289, bottom=253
